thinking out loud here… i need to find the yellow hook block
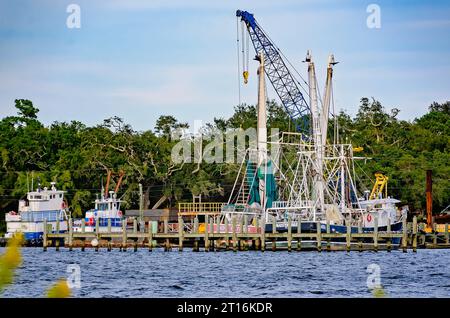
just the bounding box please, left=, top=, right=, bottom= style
left=243, top=71, right=249, bottom=84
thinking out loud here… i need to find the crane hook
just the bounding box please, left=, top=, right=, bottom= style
left=243, top=71, right=249, bottom=84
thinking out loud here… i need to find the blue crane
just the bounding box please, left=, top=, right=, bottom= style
left=236, top=10, right=310, bottom=134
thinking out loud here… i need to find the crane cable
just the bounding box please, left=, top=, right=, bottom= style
left=241, top=21, right=249, bottom=84
left=236, top=17, right=241, bottom=105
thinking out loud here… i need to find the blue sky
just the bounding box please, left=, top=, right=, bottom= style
left=0, top=0, right=449, bottom=131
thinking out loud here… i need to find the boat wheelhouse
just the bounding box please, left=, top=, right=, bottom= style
left=5, top=182, right=69, bottom=244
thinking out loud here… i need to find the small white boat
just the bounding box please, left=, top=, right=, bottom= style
left=4, top=182, right=69, bottom=245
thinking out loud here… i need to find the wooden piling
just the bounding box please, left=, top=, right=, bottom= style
left=326, top=220, right=331, bottom=252
left=209, top=218, right=214, bottom=251
left=178, top=217, right=184, bottom=252
left=387, top=218, right=392, bottom=252
left=316, top=222, right=322, bottom=252
left=239, top=216, right=245, bottom=251
left=43, top=219, right=48, bottom=251
left=164, top=218, right=171, bottom=251
left=108, top=218, right=111, bottom=233
left=346, top=221, right=351, bottom=252
left=297, top=219, right=302, bottom=251
left=204, top=215, right=209, bottom=252
left=358, top=219, right=363, bottom=252
left=122, top=219, right=127, bottom=251
left=95, top=216, right=99, bottom=235
left=402, top=215, right=407, bottom=252
left=412, top=216, right=418, bottom=252
left=433, top=222, right=437, bottom=247
left=446, top=223, right=449, bottom=245
left=148, top=221, right=153, bottom=252
left=232, top=216, right=237, bottom=252
left=287, top=216, right=292, bottom=252
left=224, top=217, right=230, bottom=251
left=68, top=218, right=73, bottom=251
left=193, top=217, right=199, bottom=252
left=272, top=216, right=276, bottom=252
left=260, top=217, right=265, bottom=252
left=374, top=216, right=378, bottom=252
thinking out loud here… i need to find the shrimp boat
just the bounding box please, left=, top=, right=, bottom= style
left=4, top=182, right=69, bottom=245
left=73, top=191, right=124, bottom=233
left=73, top=171, right=125, bottom=233
left=221, top=47, right=406, bottom=245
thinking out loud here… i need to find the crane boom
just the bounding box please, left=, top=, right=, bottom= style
left=236, top=10, right=310, bottom=134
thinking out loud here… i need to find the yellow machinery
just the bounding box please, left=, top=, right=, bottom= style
left=369, top=173, right=388, bottom=200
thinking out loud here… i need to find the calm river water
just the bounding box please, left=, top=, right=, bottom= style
left=1, top=248, right=449, bottom=297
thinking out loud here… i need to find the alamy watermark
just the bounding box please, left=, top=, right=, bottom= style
left=170, top=126, right=280, bottom=165
left=66, top=264, right=81, bottom=289
left=366, top=4, right=381, bottom=29
left=66, top=4, right=81, bottom=29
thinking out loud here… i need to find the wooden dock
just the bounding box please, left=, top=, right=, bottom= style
left=42, top=216, right=450, bottom=252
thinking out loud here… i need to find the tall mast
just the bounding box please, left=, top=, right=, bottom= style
left=321, top=54, right=337, bottom=146
left=256, top=52, right=267, bottom=209
left=306, top=50, right=324, bottom=219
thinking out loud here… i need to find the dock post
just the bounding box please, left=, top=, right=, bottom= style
left=209, top=217, right=215, bottom=251
left=107, top=218, right=112, bottom=251
left=239, top=216, right=244, bottom=251
left=133, top=218, right=138, bottom=252
left=95, top=216, right=99, bottom=236
left=204, top=215, right=209, bottom=252
left=243, top=215, right=248, bottom=251
left=81, top=218, right=85, bottom=233
left=373, top=216, right=378, bottom=252
left=178, top=216, right=184, bottom=252
left=148, top=221, right=153, bottom=252
left=271, top=216, right=276, bottom=252
left=54, top=218, right=60, bottom=251
left=287, top=216, right=292, bottom=252
left=387, top=218, right=392, bottom=252
left=214, top=216, right=220, bottom=251
left=43, top=219, right=48, bottom=251
left=358, top=219, right=363, bottom=252
left=164, top=218, right=171, bottom=251
left=122, top=219, right=127, bottom=251
left=68, top=218, right=73, bottom=251
left=260, top=217, right=265, bottom=252
left=445, top=223, right=449, bottom=245
left=326, top=220, right=331, bottom=252
left=346, top=221, right=351, bottom=252
left=232, top=216, right=237, bottom=252
left=224, top=217, right=229, bottom=251
left=412, top=216, right=418, bottom=252
left=316, top=222, right=322, bottom=252
left=402, top=214, right=407, bottom=252
left=432, top=222, right=437, bottom=247
left=297, top=219, right=302, bottom=251
left=193, top=217, right=199, bottom=252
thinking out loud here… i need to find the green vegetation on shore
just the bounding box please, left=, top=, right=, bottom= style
left=0, top=98, right=448, bottom=232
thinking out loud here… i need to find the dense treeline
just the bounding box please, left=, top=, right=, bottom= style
left=0, top=98, right=448, bottom=232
